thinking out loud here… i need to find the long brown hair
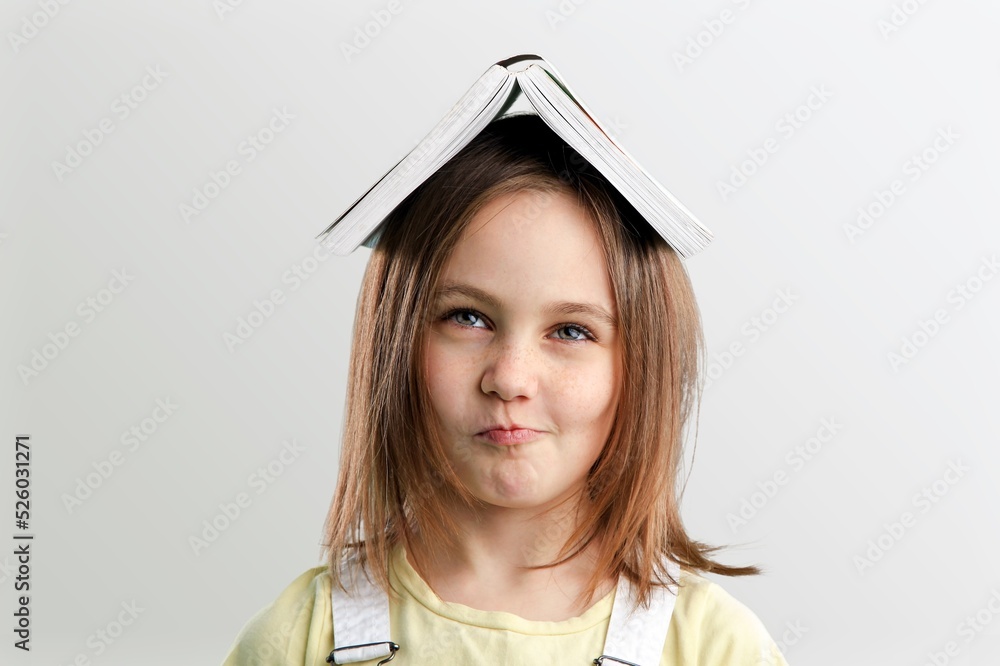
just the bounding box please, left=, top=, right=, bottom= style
left=320, top=115, right=759, bottom=610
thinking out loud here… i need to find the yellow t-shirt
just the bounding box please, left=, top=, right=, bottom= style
left=222, top=545, right=789, bottom=665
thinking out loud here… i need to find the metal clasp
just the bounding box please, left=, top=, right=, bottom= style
left=594, top=655, right=640, bottom=666
left=326, top=641, right=399, bottom=665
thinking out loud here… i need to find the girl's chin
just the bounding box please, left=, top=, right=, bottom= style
left=479, top=463, right=540, bottom=500
left=472, top=482, right=575, bottom=512
left=457, top=459, right=584, bottom=510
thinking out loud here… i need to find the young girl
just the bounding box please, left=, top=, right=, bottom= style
left=223, top=115, right=789, bottom=665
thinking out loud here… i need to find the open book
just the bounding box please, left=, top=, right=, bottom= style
left=317, top=54, right=713, bottom=259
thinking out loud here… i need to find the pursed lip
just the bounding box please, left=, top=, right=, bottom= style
left=475, top=426, right=543, bottom=445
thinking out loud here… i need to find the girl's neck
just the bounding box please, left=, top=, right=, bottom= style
left=406, top=495, right=615, bottom=621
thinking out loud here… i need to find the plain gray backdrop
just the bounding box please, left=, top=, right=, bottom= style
left=2, top=1, right=999, bottom=664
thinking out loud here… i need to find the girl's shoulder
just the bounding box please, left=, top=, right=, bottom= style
left=672, top=567, right=789, bottom=665
left=221, top=565, right=332, bottom=665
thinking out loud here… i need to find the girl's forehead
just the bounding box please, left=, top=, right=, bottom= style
left=455, top=190, right=600, bottom=252
left=438, top=198, right=616, bottom=315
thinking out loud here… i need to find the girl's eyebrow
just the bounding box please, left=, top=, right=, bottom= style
left=434, top=282, right=618, bottom=329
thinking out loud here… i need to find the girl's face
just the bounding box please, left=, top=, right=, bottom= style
left=423, top=188, right=621, bottom=513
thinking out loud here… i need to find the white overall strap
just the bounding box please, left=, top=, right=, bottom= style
left=327, top=552, right=397, bottom=664
left=597, top=559, right=681, bottom=666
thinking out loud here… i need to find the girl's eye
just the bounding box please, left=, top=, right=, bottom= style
left=449, top=309, right=486, bottom=329
left=554, top=323, right=593, bottom=342
left=441, top=308, right=596, bottom=343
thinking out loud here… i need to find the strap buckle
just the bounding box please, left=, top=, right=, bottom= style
left=594, top=656, right=640, bottom=666
left=593, top=656, right=640, bottom=666
left=326, top=641, right=399, bottom=665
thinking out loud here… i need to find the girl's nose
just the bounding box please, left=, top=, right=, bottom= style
left=480, top=341, right=539, bottom=401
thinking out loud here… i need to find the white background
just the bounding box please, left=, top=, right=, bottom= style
left=2, top=1, right=999, bottom=664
